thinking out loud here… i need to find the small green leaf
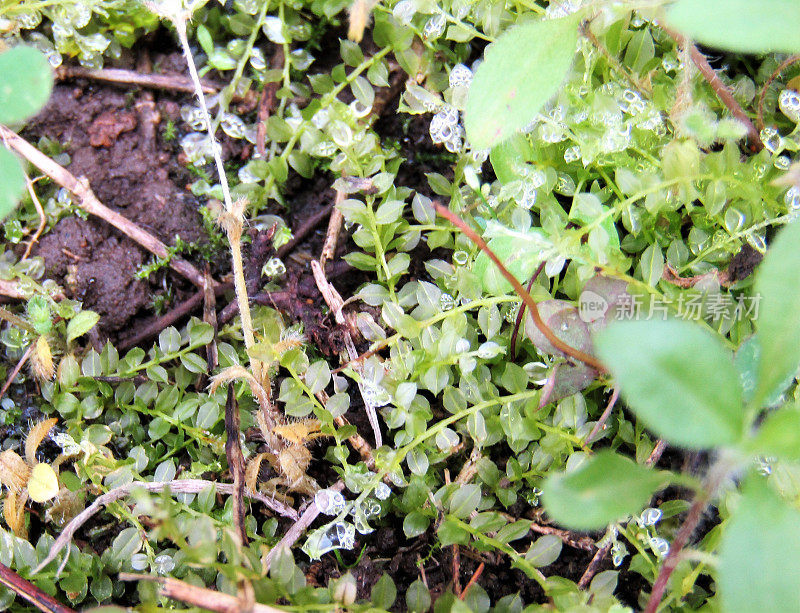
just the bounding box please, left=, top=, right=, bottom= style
left=639, top=243, right=664, bottom=287
left=525, top=534, right=562, bottom=567
left=667, top=0, right=800, bottom=54
left=0, top=149, right=25, bottom=222
left=595, top=319, right=744, bottom=448
left=304, top=360, right=330, bottom=394
left=449, top=484, right=481, bottom=518
left=0, top=46, right=53, bottom=124
left=195, top=24, right=214, bottom=57
left=719, top=477, right=800, bottom=612
left=66, top=311, right=100, bottom=343
left=406, top=579, right=431, bottom=613
left=542, top=450, right=667, bottom=529
left=754, top=221, right=800, bottom=405
left=465, top=15, right=580, bottom=149
left=370, top=574, right=396, bottom=609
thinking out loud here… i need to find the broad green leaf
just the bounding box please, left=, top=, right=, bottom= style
left=489, top=134, right=534, bottom=184
left=0, top=46, right=53, bottom=124
left=542, top=450, right=666, bottom=529
left=754, top=221, right=800, bottom=405
left=595, top=320, right=744, bottom=448
left=370, top=574, right=396, bottom=609
left=0, top=149, right=25, bottom=221
left=449, top=484, right=481, bottom=518
left=667, top=0, right=800, bottom=54
left=67, top=311, right=100, bottom=343
left=639, top=243, right=664, bottom=287
left=734, top=335, right=794, bottom=408
left=719, top=478, right=800, bottom=612
left=465, top=14, right=580, bottom=149
left=474, top=224, right=549, bottom=294
left=748, top=404, right=800, bottom=461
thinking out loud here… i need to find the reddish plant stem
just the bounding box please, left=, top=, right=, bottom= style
left=577, top=542, right=613, bottom=590
left=435, top=204, right=605, bottom=372
left=586, top=387, right=620, bottom=444
left=458, top=562, right=485, bottom=600
left=0, top=563, right=76, bottom=613
left=661, top=26, right=763, bottom=150
left=510, top=263, right=546, bottom=357
left=756, top=55, right=800, bottom=132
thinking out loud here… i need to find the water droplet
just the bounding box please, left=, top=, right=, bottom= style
left=545, top=0, right=581, bottom=19
left=315, top=488, right=347, bottom=515
left=374, top=483, right=391, bottom=500
left=17, top=9, right=42, bottom=28
left=131, top=553, right=149, bottom=571
left=250, top=47, right=266, bottom=70
left=661, top=56, right=679, bottom=72
left=779, top=89, right=800, bottom=123
left=639, top=507, right=662, bottom=526
left=439, top=293, right=455, bottom=311
left=785, top=186, right=800, bottom=210
left=455, top=338, right=470, bottom=353
left=564, top=145, right=581, bottom=163
left=477, top=341, right=501, bottom=359
left=774, top=155, right=791, bottom=171
left=290, top=49, right=315, bottom=71
left=746, top=231, right=767, bottom=253
left=154, top=554, right=175, bottom=574
left=504, top=302, right=521, bottom=323
left=261, top=257, right=286, bottom=277
left=539, top=122, right=566, bottom=143
left=760, top=126, right=783, bottom=154
left=452, top=250, right=469, bottom=266
left=303, top=521, right=356, bottom=559
left=449, top=64, right=473, bottom=89
left=220, top=113, right=246, bottom=139
left=238, top=164, right=261, bottom=184
left=649, top=537, right=670, bottom=557
left=554, top=173, right=576, bottom=196
left=423, top=13, right=446, bottom=39
left=392, top=0, right=416, bottom=24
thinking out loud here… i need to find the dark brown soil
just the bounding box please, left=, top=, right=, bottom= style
left=26, top=83, right=206, bottom=334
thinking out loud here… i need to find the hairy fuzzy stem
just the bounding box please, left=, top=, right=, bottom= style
left=172, top=15, right=256, bottom=353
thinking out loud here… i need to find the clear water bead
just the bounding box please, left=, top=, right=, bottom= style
left=779, top=89, right=800, bottom=123
left=649, top=537, right=670, bottom=557
left=439, top=293, right=455, bottom=311
left=374, top=483, right=391, bottom=500
left=250, top=47, right=266, bottom=70
left=154, top=554, right=175, bottom=574
left=130, top=553, right=149, bottom=571
left=452, top=250, right=469, bottom=266
left=17, top=9, right=42, bottom=28
left=423, top=14, right=446, bottom=39
left=262, top=16, right=287, bottom=43
left=392, top=0, right=416, bottom=24
left=220, top=113, right=246, bottom=139
left=639, top=507, right=662, bottom=526
left=774, top=155, right=791, bottom=171
left=564, top=146, right=581, bottom=163
left=760, top=126, right=783, bottom=154
left=181, top=106, right=206, bottom=131
left=304, top=521, right=356, bottom=558
left=449, top=64, right=473, bottom=89
left=315, top=488, right=347, bottom=515
left=261, top=257, right=286, bottom=277
left=785, top=186, right=800, bottom=210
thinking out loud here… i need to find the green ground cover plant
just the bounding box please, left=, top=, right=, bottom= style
left=1, top=0, right=800, bottom=611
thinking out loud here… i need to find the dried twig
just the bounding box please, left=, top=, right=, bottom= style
left=55, top=65, right=223, bottom=96
left=436, top=204, right=605, bottom=372
left=661, top=25, right=763, bottom=150
left=458, top=562, right=485, bottom=600
left=320, top=190, right=346, bottom=267
left=276, top=204, right=333, bottom=259
left=452, top=545, right=462, bottom=596
left=203, top=267, right=219, bottom=371
left=646, top=439, right=668, bottom=468
left=0, top=562, right=76, bottom=613
left=262, top=481, right=345, bottom=572
left=586, top=387, right=619, bottom=444
left=225, top=386, right=248, bottom=544
left=311, top=259, right=383, bottom=447
left=528, top=521, right=595, bottom=552
left=0, top=344, right=34, bottom=401
left=119, top=574, right=285, bottom=613
left=34, top=478, right=298, bottom=575
left=22, top=176, right=47, bottom=260
left=577, top=542, right=612, bottom=590
left=0, top=126, right=208, bottom=288
left=756, top=55, right=800, bottom=132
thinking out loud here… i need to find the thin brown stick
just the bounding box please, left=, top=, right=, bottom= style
left=119, top=574, right=285, bottom=613
left=320, top=190, right=346, bottom=267
left=262, top=480, right=345, bottom=572
left=452, top=545, right=462, bottom=596
left=0, top=280, right=25, bottom=301
left=22, top=177, right=47, bottom=260
left=646, top=439, right=668, bottom=468
left=0, top=562, right=76, bottom=613
left=55, top=65, right=222, bottom=95
left=458, top=562, right=485, bottom=600
left=661, top=26, right=763, bottom=150
left=756, top=54, right=800, bottom=132
left=577, top=542, right=612, bottom=590
left=0, top=344, right=33, bottom=401
left=255, top=47, right=285, bottom=158
left=528, top=521, right=596, bottom=552
left=33, top=478, right=298, bottom=575
left=119, top=292, right=202, bottom=351
left=586, top=387, right=619, bottom=444
left=435, top=204, right=605, bottom=372
left=225, top=386, right=248, bottom=544
left=0, top=125, right=208, bottom=288
left=510, top=264, right=545, bottom=357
